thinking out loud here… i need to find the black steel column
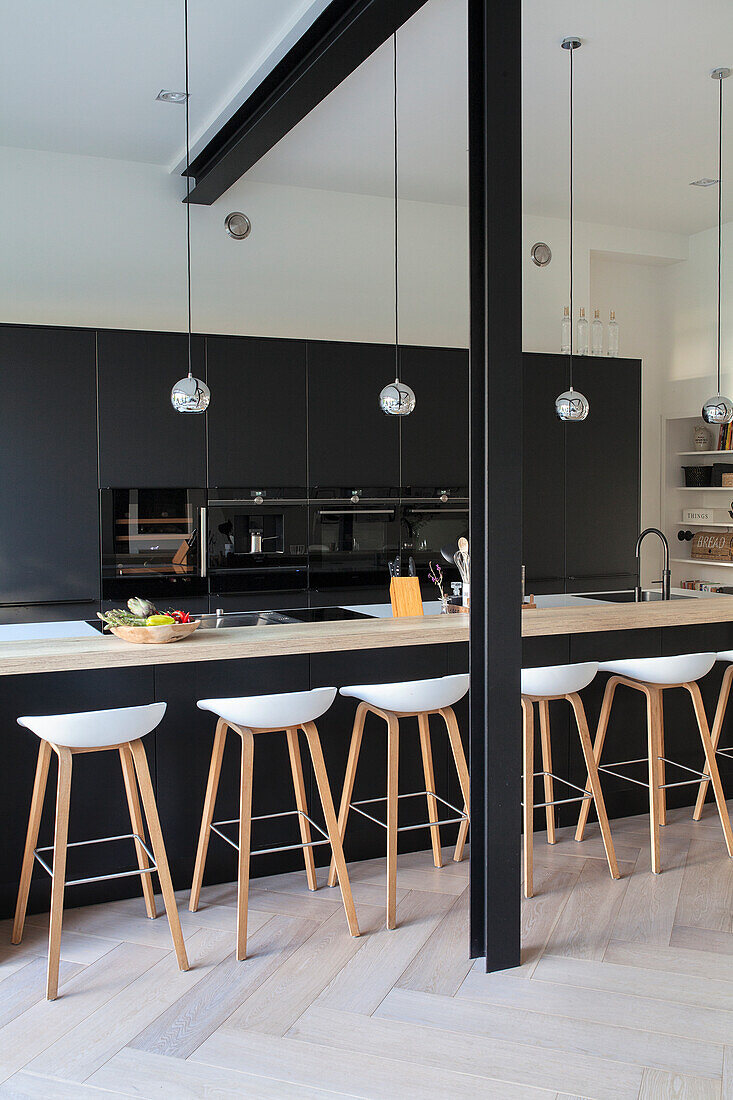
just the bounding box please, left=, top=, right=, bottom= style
left=468, top=0, right=522, bottom=968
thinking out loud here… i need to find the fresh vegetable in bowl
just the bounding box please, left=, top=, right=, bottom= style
left=97, top=598, right=195, bottom=632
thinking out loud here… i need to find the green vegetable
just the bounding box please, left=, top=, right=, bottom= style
left=97, top=609, right=148, bottom=631
left=127, top=597, right=157, bottom=618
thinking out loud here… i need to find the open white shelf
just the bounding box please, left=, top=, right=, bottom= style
left=678, top=450, right=733, bottom=456
left=677, top=486, right=733, bottom=491
left=678, top=521, right=733, bottom=527
left=671, top=557, right=733, bottom=568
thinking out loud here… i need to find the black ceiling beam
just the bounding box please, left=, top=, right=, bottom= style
left=184, top=0, right=428, bottom=206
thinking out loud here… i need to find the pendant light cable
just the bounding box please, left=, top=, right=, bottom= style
left=568, top=39, right=574, bottom=383
left=717, top=72, right=723, bottom=394
left=393, top=31, right=399, bottom=384
left=184, top=0, right=192, bottom=381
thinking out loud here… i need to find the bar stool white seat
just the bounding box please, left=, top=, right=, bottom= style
left=13, top=702, right=188, bottom=1000
left=521, top=662, right=619, bottom=898
left=694, top=650, right=733, bottom=819
left=328, top=673, right=470, bottom=929
left=190, top=686, right=359, bottom=959
left=576, top=652, right=733, bottom=873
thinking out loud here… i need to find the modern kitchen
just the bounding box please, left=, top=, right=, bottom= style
left=0, top=1, right=732, bottom=1098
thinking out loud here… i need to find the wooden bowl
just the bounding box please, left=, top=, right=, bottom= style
left=109, top=620, right=201, bottom=645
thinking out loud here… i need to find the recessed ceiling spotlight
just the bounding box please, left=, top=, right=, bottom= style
left=156, top=89, right=188, bottom=104
left=690, top=177, right=719, bottom=187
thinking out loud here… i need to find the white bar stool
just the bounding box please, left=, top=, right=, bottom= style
left=12, top=702, right=188, bottom=1000
left=694, top=651, right=733, bottom=818
left=327, top=674, right=470, bottom=929
left=575, top=652, right=733, bottom=873
left=189, top=686, right=359, bottom=959
left=522, top=662, right=619, bottom=898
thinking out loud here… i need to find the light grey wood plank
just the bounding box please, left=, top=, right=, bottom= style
left=0, top=942, right=165, bottom=1082
left=0, top=1071, right=133, bottom=1098
left=670, top=926, right=733, bottom=957
left=193, top=1024, right=559, bottom=1100
left=637, top=1069, right=722, bottom=1100
left=723, top=1048, right=732, bottom=1100
left=346, top=861, right=467, bottom=896
left=610, top=837, right=688, bottom=946
left=374, top=985, right=723, bottom=1080
left=25, top=896, right=205, bottom=951
left=457, top=967, right=733, bottom=1045
left=289, top=1004, right=643, bottom=1100
left=544, top=857, right=630, bottom=961
left=534, top=953, right=733, bottom=1013
left=88, top=1046, right=353, bottom=1099
left=603, top=941, right=733, bottom=990
left=25, top=928, right=232, bottom=1082
left=0, top=957, right=82, bottom=1030
left=129, top=915, right=316, bottom=1058
left=396, top=888, right=471, bottom=996
left=0, top=918, right=120, bottom=965
left=519, top=861, right=583, bottom=976
left=222, top=908, right=368, bottom=1037
left=314, top=889, right=452, bottom=1015
left=535, top=824, right=642, bottom=865
left=674, top=838, right=733, bottom=934
left=183, top=904, right=272, bottom=935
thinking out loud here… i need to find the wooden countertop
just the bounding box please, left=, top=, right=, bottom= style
left=522, top=595, right=733, bottom=637
left=0, top=614, right=469, bottom=676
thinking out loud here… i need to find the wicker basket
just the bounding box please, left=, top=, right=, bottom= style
left=681, top=465, right=712, bottom=487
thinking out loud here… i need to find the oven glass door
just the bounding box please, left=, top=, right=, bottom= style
left=309, top=504, right=399, bottom=589
left=401, top=504, right=469, bottom=560
left=102, top=488, right=205, bottom=580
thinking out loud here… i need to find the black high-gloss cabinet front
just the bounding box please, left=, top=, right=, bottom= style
left=522, top=353, right=567, bottom=591
left=308, top=340, right=399, bottom=488
left=566, top=355, right=640, bottom=582
left=98, top=330, right=207, bottom=487
left=399, top=346, right=469, bottom=487
left=206, top=336, right=307, bottom=487
left=0, top=325, right=100, bottom=604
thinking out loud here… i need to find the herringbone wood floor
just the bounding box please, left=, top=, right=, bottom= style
left=0, top=802, right=731, bottom=1099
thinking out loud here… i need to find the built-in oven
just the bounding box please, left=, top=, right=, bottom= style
left=101, top=488, right=207, bottom=608
left=400, top=489, right=469, bottom=582
left=308, top=488, right=400, bottom=602
left=206, top=488, right=308, bottom=610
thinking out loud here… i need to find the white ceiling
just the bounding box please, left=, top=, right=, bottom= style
left=1, top=0, right=733, bottom=235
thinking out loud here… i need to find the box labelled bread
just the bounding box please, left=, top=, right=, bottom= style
left=691, top=530, right=733, bottom=560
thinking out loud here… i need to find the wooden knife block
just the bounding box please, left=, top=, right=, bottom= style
left=390, top=577, right=424, bottom=618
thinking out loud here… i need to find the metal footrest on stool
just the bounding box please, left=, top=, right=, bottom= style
left=715, top=746, right=733, bottom=761
left=523, top=771, right=593, bottom=809
left=210, top=809, right=331, bottom=857
left=33, top=832, right=157, bottom=888
left=598, top=757, right=707, bottom=790
left=350, top=790, right=468, bottom=833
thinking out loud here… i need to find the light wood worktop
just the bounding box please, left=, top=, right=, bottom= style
left=522, top=595, right=733, bottom=638
left=0, top=614, right=469, bottom=676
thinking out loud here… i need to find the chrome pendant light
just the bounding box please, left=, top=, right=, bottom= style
left=379, top=32, right=415, bottom=417
left=702, top=67, right=733, bottom=425
left=555, top=36, right=589, bottom=423
left=171, top=0, right=210, bottom=414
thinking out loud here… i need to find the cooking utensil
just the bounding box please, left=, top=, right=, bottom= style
left=408, top=556, right=416, bottom=576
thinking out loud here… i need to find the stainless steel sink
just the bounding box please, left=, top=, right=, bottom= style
left=587, top=589, right=693, bottom=603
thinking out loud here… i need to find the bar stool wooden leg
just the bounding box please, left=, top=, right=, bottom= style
left=576, top=676, right=620, bottom=841
left=522, top=698, right=534, bottom=899
left=645, top=688, right=663, bottom=874
left=687, top=681, right=733, bottom=857
left=386, top=713, right=400, bottom=929
left=129, top=739, right=189, bottom=971
left=190, top=718, right=227, bottom=912
left=327, top=702, right=367, bottom=888
left=234, top=726, right=255, bottom=961
left=286, top=727, right=318, bottom=891
left=301, top=722, right=360, bottom=937
left=47, top=746, right=72, bottom=1000
left=567, top=693, right=620, bottom=881
left=119, top=744, right=156, bottom=920
left=538, top=699, right=556, bottom=844
left=12, top=739, right=51, bottom=945
left=694, top=663, right=733, bottom=820
left=658, top=698, right=667, bottom=827
left=417, top=713, right=442, bottom=868
left=440, top=706, right=470, bottom=863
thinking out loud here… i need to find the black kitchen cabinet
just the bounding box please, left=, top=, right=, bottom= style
left=206, top=336, right=307, bottom=488
left=0, top=325, right=100, bottom=605
left=566, top=356, right=640, bottom=580
left=308, top=340, right=399, bottom=488
left=522, top=354, right=567, bottom=588
left=400, top=346, right=468, bottom=487
left=98, top=330, right=206, bottom=487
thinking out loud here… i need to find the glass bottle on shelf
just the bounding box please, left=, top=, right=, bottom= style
left=577, top=307, right=589, bottom=355
left=591, top=309, right=603, bottom=355
left=607, top=310, right=619, bottom=356
left=561, top=306, right=571, bottom=354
